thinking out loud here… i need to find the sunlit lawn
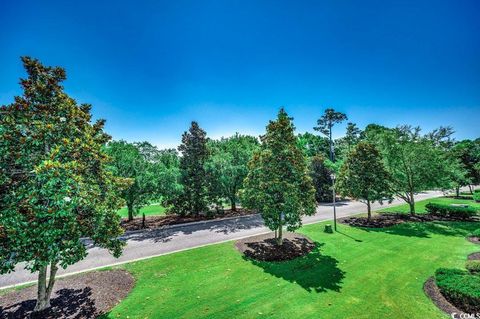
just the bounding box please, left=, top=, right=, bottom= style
left=104, top=219, right=480, bottom=319
left=378, top=196, right=480, bottom=214
left=116, top=203, right=166, bottom=218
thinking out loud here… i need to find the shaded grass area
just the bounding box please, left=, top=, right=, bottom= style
left=378, top=197, right=480, bottom=214
left=105, top=220, right=479, bottom=319
left=116, top=203, right=166, bottom=218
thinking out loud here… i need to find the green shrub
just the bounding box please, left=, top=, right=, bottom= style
left=425, top=203, right=478, bottom=219
left=471, top=229, right=480, bottom=237
left=474, top=190, right=480, bottom=202
left=435, top=268, right=480, bottom=312
left=466, top=260, right=480, bottom=274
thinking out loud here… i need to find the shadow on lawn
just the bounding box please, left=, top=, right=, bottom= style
left=245, top=243, right=345, bottom=293
left=120, top=214, right=265, bottom=244
left=0, top=287, right=96, bottom=319
left=358, top=221, right=480, bottom=239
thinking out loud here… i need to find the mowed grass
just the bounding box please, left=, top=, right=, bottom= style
left=116, top=203, right=166, bottom=218
left=104, top=220, right=480, bottom=319
left=378, top=196, right=480, bottom=214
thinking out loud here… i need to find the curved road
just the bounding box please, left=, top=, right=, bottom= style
left=0, top=191, right=446, bottom=289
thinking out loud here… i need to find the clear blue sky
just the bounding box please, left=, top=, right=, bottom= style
left=1, top=0, right=479, bottom=148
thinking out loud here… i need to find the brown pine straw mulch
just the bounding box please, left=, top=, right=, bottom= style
left=121, top=208, right=255, bottom=231
left=341, top=213, right=479, bottom=228
left=467, top=252, right=480, bottom=260
left=235, top=232, right=316, bottom=262
left=0, top=269, right=134, bottom=319
left=467, top=236, right=480, bottom=244
left=424, top=277, right=462, bottom=316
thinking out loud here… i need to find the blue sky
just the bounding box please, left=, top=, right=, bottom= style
left=1, top=0, right=479, bottom=148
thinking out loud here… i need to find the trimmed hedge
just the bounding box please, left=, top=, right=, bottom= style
left=435, top=268, right=480, bottom=313
left=425, top=203, right=478, bottom=219
left=471, top=228, right=480, bottom=237
left=466, top=260, right=480, bottom=274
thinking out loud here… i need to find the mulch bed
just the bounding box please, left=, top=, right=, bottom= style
left=235, top=232, right=315, bottom=262
left=121, top=208, right=255, bottom=231
left=467, top=252, right=480, bottom=260
left=423, top=277, right=462, bottom=316
left=340, top=213, right=478, bottom=229
left=0, top=269, right=134, bottom=319
left=467, top=236, right=480, bottom=244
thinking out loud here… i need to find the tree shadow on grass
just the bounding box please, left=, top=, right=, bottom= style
left=358, top=221, right=480, bottom=239
left=0, top=287, right=96, bottom=319
left=244, top=243, right=345, bottom=293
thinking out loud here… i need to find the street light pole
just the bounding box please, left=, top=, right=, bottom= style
left=331, top=173, right=337, bottom=231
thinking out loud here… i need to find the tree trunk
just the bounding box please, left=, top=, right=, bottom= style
left=329, top=124, right=334, bottom=162
left=456, top=187, right=460, bottom=198
left=276, top=225, right=283, bottom=245
left=142, top=213, right=146, bottom=229
left=34, top=262, right=58, bottom=313
left=367, top=199, right=371, bottom=222
left=230, top=198, right=236, bottom=212
left=469, top=185, right=473, bottom=194
left=127, top=202, right=134, bottom=221
left=409, top=193, right=416, bottom=215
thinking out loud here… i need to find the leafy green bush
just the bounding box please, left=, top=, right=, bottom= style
left=435, top=268, right=480, bottom=312
left=471, top=228, right=480, bottom=237
left=465, top=260, right=480, bottom=274
left=474, top=190, right=480, bottom=202
left=425, top=203, right=478, bottom=219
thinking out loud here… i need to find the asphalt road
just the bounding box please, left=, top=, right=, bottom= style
left=0, top=190, right=446, bottom=289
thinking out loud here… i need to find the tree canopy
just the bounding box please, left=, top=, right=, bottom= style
left=242, top=109, right=316, bottom=244
left=167, top=121, right=209, bottom=216
left=0, top=57, right=126, bottom=312
left=337, top=142, right=392, bottom=220
left=206, top=134, right=259, bottom=211
left=365, top=125, right=459, bottom=214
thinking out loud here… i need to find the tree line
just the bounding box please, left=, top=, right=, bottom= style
left=106, top=112, right=480, bottom=223
left=1, top=57, right=479, bottom=312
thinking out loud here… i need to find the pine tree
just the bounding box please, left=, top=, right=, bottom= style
left=242, top=108, right=316, bottom=245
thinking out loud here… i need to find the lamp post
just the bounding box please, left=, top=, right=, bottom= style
left=330, top=173, right=337, bottom=231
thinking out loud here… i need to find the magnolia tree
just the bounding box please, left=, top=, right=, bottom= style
left=242, top=109, right=316, bottom=245
left=0, top=57, right=126, bottom=312
left=337, top=142, right=392, bottom=221
left=167, top=122, right=210, bottom=216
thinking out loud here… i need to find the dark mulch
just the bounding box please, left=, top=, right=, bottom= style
left=467, top=236, right=480, bottom=244
left=340, top=213, right=478, bottom=229
left=468, top=252, right=480, bottom=260
left=0, top=270, right=134, bottom=319
left=424, top=277, right=462, bottom=316
left=235, top=232, right=315, bottom=262
left=121, top=208, right=255, bottom=231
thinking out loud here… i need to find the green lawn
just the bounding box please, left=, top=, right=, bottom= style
left=116, top=203, right=166, bottom=218
left=378, top=196, right=480, bottom=214
left=104, top=220, right=480, bottom=319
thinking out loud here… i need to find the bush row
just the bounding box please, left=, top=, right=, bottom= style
left=434, top=268, right=480, bottom=313
left=425, top=203, right=477, bottom=219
